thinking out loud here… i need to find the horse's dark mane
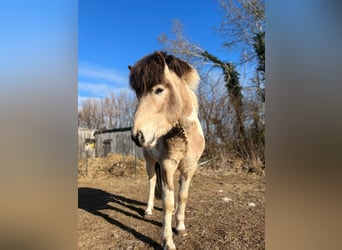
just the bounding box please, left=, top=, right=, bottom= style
left=129, top=51, right=192, bottom=96
left=163, top=52, right=192, bottom=78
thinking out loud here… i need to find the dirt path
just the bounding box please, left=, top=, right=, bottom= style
left=78, top=168, right=265, bottom=249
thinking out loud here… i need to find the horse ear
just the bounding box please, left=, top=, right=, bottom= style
left=164, top=62, right=171, bottom=78
left=128, top=65, right=133, bottom=71
left=183, top=67, right=200, bottom=90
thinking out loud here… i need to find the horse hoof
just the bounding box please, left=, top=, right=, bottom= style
left=163, top=247, right=176, bottom=250
left=176, top=229, right=188, bottom=237
left=163, top=240, right=176, bottom=250
left=144, top=213, right=152, bottom=219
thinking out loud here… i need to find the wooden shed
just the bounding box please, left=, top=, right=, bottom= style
left=78, top=128, right=98, bottom=159
left=94, top=127, right=143, bottom=159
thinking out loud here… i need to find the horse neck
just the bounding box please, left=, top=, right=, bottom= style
left=178, top=86, right=199, bottom=131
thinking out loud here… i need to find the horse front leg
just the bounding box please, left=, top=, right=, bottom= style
left=175, top=170, right=194, bottom=237
left=144, top=151, right=156, bottom=218
left=161, top=160, right=177, bottom=250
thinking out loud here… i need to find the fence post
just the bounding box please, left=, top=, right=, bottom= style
left=134, top=142, right=137, bottom=179
left=85, top=152, right=88, bottom=176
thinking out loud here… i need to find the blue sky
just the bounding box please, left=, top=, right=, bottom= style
left=78, top=0, right=226, bottom=106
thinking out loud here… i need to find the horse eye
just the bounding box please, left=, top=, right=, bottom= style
left=154, top=88, right=164, bottom=95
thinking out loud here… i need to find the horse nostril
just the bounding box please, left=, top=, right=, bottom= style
left=131, top=131, right=144, bottom=147
left=137, top=131, right=145, bottom=144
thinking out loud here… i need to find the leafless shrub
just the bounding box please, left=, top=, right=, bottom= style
left=78, top=90, right=136, bottom=129
left=158, top=1, right=265, bottom=173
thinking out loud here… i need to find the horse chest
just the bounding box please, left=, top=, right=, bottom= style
left=145, top=136, right=187, bottom=164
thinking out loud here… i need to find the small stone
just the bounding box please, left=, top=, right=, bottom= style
left=222, top=197, right=232, bottom=202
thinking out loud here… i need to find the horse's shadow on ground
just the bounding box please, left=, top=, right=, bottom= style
left=78, top=187, right=163, bottom=249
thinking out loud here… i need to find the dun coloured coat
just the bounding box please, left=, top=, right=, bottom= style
left=129, top=51, right=205, bottom=250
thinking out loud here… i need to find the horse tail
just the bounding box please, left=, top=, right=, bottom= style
left=155, top=162, right=162, bottom=200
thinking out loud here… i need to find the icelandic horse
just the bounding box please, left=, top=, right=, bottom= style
left=129, top=51, right=205, bottom=250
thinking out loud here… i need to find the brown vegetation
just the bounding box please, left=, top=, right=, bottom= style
left=157, top=0, right=265, bottom=172
left=78, top=153, right=145, bottom=178
left=78, top=155, right=265, bottom=249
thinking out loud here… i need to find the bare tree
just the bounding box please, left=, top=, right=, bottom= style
left=159, top=21, right=246, bottom=143
left=217, top=0, right=265, bottom=63
left=158, top=1, right=265, bottom=171
left=112, top=91, right=136, bottom=128
left=78, top=90, right=136, bottom=130
left=78, top=98, right=100, bottom=129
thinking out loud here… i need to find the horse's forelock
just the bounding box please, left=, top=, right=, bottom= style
left=129, top=51, right=195, bottom=96
left=129, top=52, right=166, bottom=96
left=164, top=54, right=192, bottom=78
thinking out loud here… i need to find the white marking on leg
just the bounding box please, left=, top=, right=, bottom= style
left=162, top=181, right=176, bottom=249
left=145, top=174, right=156, bottom=215
left=176, top=176, right=192, bottom=233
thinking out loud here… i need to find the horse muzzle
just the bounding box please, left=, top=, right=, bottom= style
left=131, top=130, right=156, bottom=148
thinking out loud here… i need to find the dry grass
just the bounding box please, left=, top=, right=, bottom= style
left=78, top=155, right=265, bottom=249
left=78, top=153, right=146, bottom=179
